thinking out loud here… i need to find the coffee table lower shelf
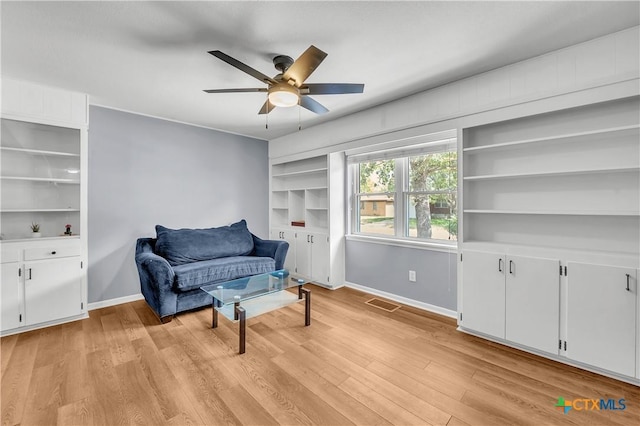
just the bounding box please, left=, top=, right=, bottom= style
left=211, top=286, right=310, bottom=354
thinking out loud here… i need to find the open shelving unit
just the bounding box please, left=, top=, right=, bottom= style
left=461, top=97, right=640, bottom=257
left=269, top=153, right=345, bottom=287
left=271, top=155, right=329, bottom=230
left=1, top=118, right=82, bottom=240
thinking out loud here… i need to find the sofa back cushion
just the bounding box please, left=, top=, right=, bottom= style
left=155, top=220, right=254, bottom=266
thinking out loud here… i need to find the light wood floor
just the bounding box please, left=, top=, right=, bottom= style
left=2, top=285, right=639, bottom=426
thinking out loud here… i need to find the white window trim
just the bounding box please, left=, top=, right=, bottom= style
left=347, top=134, right=458, bottom=247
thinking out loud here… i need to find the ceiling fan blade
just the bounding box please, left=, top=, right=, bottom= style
left=258, top=99, right=276, bottom=115
left=283, top=45, right=327, bottom=87
left=208, top=50, right=277, bottom=85
left=301, top=83, right=364, bottom=95
left=299, top=96, right=329, bottom=115
left=204, top=88, right=268, bottom=93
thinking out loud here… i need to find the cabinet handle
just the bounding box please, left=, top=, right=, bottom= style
left=626, top=274, right=631, bottom=291
left=51, top=251, right=57, bottom=255
left=307, top=235, right=310, bottom=243
left=311, top=235, right=314, bottom=244
left=28, top=268, right=32, bottom=280
left=498, top=258, right=503, bottom=272
left=509, top=260, right=514, bottom=274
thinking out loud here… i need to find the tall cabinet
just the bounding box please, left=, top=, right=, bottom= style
left=458, top=96, right=640, bottom=383
left=0, top=78, right=88, bottom=335
left=270, top=153, right=345, bottom=288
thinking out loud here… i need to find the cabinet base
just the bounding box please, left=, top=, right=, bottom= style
left=457, top=326, right=640, bottom=386
left=1, top=312, right=88, bottom=337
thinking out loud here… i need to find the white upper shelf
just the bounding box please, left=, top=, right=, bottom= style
left=0, top=146, right=80, bottom=157
left=463, top=125, right=639, bottom=153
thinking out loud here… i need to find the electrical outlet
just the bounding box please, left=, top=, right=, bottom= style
left=409, top=270, right=416, bottom=282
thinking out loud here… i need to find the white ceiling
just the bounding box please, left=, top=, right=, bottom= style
left=2, top=1, right=638, bottom=140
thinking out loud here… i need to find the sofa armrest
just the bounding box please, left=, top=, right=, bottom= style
left=252, top=234, right=289, bottom=270
left=135, top=238, right=178, bottom=320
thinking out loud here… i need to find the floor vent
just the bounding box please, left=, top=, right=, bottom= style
left=365, top=298, right=401, bottom=313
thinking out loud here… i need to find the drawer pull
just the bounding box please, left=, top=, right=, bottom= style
left=51, top=251, right=57, bottom=255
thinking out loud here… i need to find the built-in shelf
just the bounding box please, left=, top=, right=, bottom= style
left=1, top=176, right=80, bottom=184
left=1, top=209, right=80, bottom=213
left=463, top=166, right=640, bottom=180
left=0, top=146, right=80, bottom=157
left=464, top=209, right=639, bottom=216
left=272, top=167, right=328, bottom=178
left=463, top=124, right=639, bottom=153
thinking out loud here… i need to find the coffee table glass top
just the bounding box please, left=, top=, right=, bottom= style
left=200, top=269, right=301, bottom=305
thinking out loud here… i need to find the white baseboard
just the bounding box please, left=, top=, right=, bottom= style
left=344, top=281, right=457, bottom=319
left=88, top=293, right=145, bottom=311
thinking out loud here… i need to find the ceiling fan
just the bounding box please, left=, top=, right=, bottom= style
left=204, top=45, right=364, bottom=115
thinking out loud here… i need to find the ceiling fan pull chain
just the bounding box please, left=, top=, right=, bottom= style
left=266, top=108, right=269, bottom=129
left=298, top=103, right=302, bottom=131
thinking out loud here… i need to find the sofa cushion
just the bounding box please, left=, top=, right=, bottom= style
left=172, top=256, right=276, bottom=292
left=155, top=220, right=254, bottom=266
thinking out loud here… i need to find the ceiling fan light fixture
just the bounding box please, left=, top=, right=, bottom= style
left=268, top=85, right=299, bottom=107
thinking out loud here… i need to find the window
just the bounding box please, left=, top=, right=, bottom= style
left=350, top=136, right=457, bottom=244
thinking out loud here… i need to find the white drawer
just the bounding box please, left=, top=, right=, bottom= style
left=24, top=245, right=81, bottom=261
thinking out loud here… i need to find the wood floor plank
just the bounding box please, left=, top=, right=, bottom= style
left=56, top=397, right=93, bottom=425
left=20, top=361, right=65, bottom=425
left=272, top=348, right=392, bottom=425
left=217, top=384, right=280, bottom=426
left=114, top=359, right=168, bottom=425
left=100, top=312, right=138, bottom=366
left=339, top=376, right=434, bottom=425
left=2, top=284, right=640, bottom=426
left=0, top=333, right=18, bottom=377
left=1, top=331, right=39, bottom=426
left=85, top=348, right=128, bottom=425
left=159, top=343, right=240, bottom=424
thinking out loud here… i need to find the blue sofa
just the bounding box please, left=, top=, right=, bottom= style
left=135, top=220, right=288, bottom=323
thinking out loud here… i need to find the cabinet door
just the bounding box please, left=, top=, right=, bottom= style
left=281, top=230, right=296, bottom=272
left=24, top=257, right=83, bottom=325
left=505, top=255, right=560, bottom=354
left=295, top=233, right=311, bottom=278
left=271, top=228, right=296, bottom=272
left=310, top=233, right=329, bottom=284
left=566, top=263, right=636, bottom=377
left=461, top=250, right=505, bottom=339
left=1, top=262, right=24, bottom=331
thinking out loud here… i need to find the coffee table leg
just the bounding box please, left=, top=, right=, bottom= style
left=236, top=305, right=246, bottom=354
left=301, top=288, right=311, bottom=326
left=212, top=302, right=218, bottom=328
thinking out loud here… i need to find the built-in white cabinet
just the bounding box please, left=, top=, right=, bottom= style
left=459, top=96, right=640, bottom=384
left=0, top=78, right=88, bottom=335
left=295, top=231, right=330, bottom=285
left=270, top=153, right=345, bottom=288
left=566, top=263, right=637, bottom=378
left=461, top=250, right=560, bottom=354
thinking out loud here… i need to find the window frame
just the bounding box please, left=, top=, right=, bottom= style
left=349, top=138, right=458, bottom=247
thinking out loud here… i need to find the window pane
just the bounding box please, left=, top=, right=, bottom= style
left=359, top=160, right=395, bottom=193
left=407, top=193, right=457, bottom=241
left=358, top=194, right=395, bottom=236
left=408, top=151, right=457, bottom=192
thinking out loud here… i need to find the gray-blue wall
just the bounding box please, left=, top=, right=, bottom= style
left=88, top=106, right=268, bottom=304
left=345, top=240, right=457, bottom=311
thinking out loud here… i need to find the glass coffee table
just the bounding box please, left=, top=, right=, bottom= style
left=200, top=269, right=310, bottom=354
